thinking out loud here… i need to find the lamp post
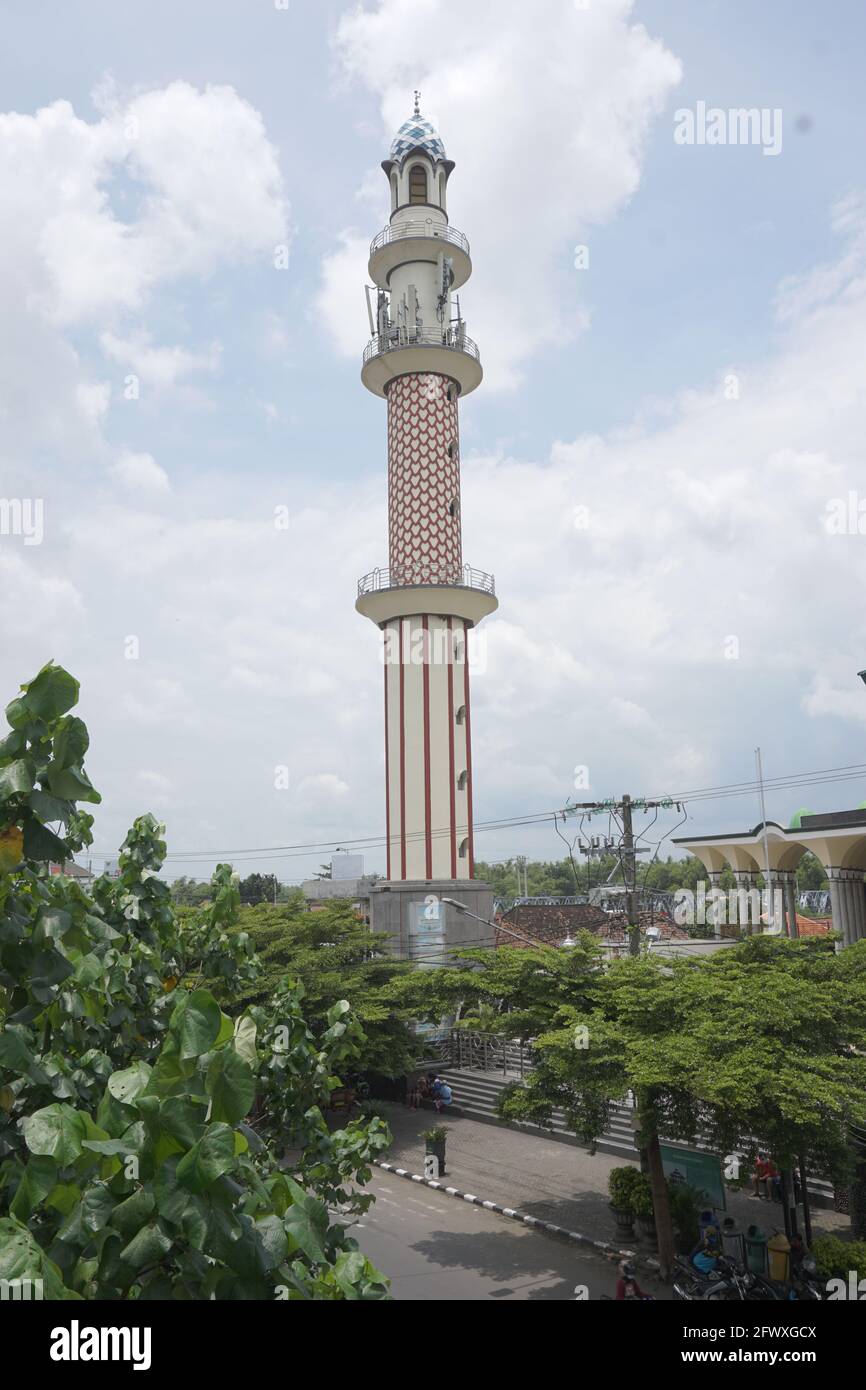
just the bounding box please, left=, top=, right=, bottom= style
left=439, top=897, right=549, bottom=951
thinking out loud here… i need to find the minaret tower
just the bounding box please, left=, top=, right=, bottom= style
left=357, top=98, right=497, bottom=940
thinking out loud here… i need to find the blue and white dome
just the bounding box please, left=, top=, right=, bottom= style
left=389, top=114, right=447, bottom=164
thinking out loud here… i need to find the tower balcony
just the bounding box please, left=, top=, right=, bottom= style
left=356, top=563, right=498, bottom=627
left=369, top=220, right=472, bottom=291
left=361, top=324, right=482, bottom=399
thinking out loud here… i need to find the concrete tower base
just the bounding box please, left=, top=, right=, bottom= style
left=369, top=879, right=494, bottom=960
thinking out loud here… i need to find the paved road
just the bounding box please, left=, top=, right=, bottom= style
left=353, top=1170, right=630, bottom=1301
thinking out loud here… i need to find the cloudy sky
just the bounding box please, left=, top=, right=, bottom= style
left=2, top=0, right=866, bottom=883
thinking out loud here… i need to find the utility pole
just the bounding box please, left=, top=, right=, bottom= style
left=562, top=793, right=679, bottom=953
left=622, top=794, right=639, bottom=957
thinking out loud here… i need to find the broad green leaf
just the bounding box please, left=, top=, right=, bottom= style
left=22, top=1104, right=87, bottom=1164
left=109, top=1187, right=155, bottom=1240
left=206, top=1048, right=255, bottom=1125
left=0, top=759, right=34, bottom=799
left=176, top=1124, right=236, bottom=1192
left=0, top=730, right=26, bottom=759
left=107, top=1061, right=152, bottom=1107
left=34, top=907, right=71, bottom=941
left=57, top=1186, right=116, bottom=1243
left=45, top=1181, right=82, bottom=1216
left=170, top=990, right=222, bottom=1060
left=0, top=1024, right=37, bottom=1073
left=44, top=761, right=100, bottom=805
left=159, top=1095, right=208, bottom=1150
left=255, top=1213, right=288, bottom=1270
left=19, top=663, right=80, bottom=721
left=23, top=819, right=70, bottom=864
left=282, top=1179, right=329, bottom=1264
left=233, top=1014, right=257, bottom=1066
left=28, top=788, right=73, bottom=825
left=53, top=715, right=89, bottom=767
left=0, top=1217, right=72, bottom=1300
left=10, top=1155, right=59, bottom=1220
left=119, top=1221, right=173, bottom=1270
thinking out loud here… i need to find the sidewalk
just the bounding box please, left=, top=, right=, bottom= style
left=375, top=1102, right=849, bottom=1248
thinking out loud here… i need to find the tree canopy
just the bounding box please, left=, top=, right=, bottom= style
left=0, top=662, right=390, bottom=1300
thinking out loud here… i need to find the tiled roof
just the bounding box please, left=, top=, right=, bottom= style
left=494, top=902, right=687, bottom=947
left=390, top=115, right=447, bottom=163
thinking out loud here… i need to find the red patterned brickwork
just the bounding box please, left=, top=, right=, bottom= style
left=387, top=373, right=463, bottom=584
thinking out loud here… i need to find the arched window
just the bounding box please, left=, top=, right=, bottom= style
left=459, top=838, right=470, bottom=860
left=455, top=705, right=467, bottom=726
left=457, top=771, right=469, bottom=792
left=409, top=164, right=428, bottom=205
left=391, top=174, right=398, bottom=212
left=439, top=172, right=446, bottom=207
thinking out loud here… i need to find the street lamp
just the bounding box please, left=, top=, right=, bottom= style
left=440, top=897, right=549, bottom=951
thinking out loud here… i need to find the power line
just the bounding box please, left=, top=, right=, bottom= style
left=91, top=759, right=866, bottom=863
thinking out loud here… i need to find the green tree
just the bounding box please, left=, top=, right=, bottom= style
left=227, top=901, right=418, bottom=1077
left=239, top=873, right=280, bottom=906
left=394, top=930, right=866, bottom=1276
left=0, top=663, right=390, bottom=1299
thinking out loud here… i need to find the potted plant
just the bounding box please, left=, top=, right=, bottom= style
left=633, top=1173, right=657, bottom=1248
left=608, top=1166, right=641, bottom=1240
left=422, top=1126, right=449, bottom=1176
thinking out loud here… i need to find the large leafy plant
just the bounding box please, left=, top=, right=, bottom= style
left=0, top=663, right=390, bottom=1299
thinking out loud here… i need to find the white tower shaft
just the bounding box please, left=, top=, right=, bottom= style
left=356, top=105, right=497, bottom=884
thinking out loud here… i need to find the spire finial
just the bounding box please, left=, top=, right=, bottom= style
left=413, top=89, right=421, bottom=117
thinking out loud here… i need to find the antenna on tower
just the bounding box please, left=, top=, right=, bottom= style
left=414, top=90, right=421, bottom=117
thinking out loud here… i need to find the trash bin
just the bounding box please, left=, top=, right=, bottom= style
left=721, top=1218, right=745, bottom=1267
left=767, top=1232, right=791, bottom=1283
left=744, top=1225, right=768, bottom=1274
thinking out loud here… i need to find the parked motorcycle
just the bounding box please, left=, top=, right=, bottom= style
left=673, top=1254, right=778, bottom=1301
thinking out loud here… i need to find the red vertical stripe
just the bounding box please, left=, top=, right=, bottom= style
left=399, top=618, right=406, bottom=880
left=462, top=623, right=475, bottom=878
left=384, top=627, right=391, bottom=881
left=447, top=617, right=457, bottom=878
left=422, top=617, right=433, bottom=880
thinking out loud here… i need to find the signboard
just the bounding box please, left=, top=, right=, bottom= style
left=408, top=897, right=445, bottom=968
left=660, top=1143, right=726, bottom=1210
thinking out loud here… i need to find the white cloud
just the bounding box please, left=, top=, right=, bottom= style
left=100, top=331, right=221, bottom=391
left=110, top=450, right=171, bottom=494
left=297, top=773, right=351, bottom=801
left=325, top=0, right=681, bottom=385
left=0, top=81, right=289, bottom=470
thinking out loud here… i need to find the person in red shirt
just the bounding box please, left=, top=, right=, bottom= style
left=615, top=1260, right=647, bottom=1300
left=753, top=1153, right=778, bottom=1199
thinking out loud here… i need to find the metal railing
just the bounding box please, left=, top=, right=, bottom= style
left=370, top=221, right=470, bottom=258
left=358, top=564, right=495, bottom=597
left=423, top=1030, right=533, bottom=1078
left=363, top=325, right=480, bottom=364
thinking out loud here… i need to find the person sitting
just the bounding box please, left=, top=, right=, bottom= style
left=431, top=1077, right=452, bottom=1113
left=753, top=1154, right=778, bottom=1199
left=615, top=1260, right=647, bottom=1300
left=406, top=1075, right=430, bottom=1111
left=691, top=1225, right=721, bottom=1276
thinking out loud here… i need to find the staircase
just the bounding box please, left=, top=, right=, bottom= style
left=434, top=1067, right=637, bottom=1156
left=433, top=1067, right=835, bottom=1208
